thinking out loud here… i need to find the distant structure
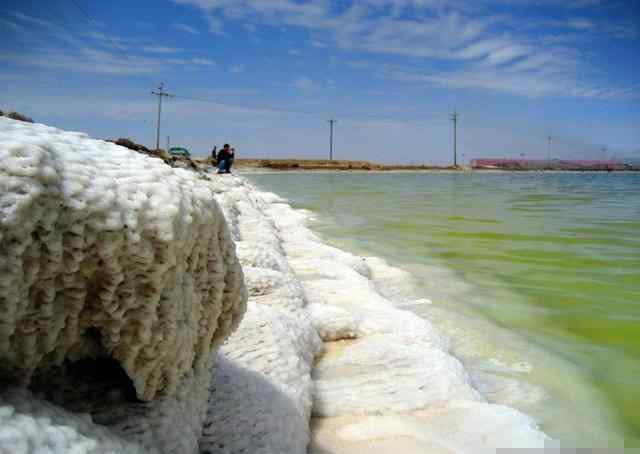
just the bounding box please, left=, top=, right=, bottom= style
left=450, top=111, right=459, bottom=166
left=470, top=158, right=630, bottom=171
left=327, top=118, right=337, bottom=161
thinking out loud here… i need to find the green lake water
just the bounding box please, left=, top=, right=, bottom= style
left=246, top=171, right=640, bottom=447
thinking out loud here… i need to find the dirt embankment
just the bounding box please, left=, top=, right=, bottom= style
left=234, top=158, right=461, bottom=171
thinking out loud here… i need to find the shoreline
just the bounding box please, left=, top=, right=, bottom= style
left=231, top=158, right=639, bottom=172
left=238, top=167, right=640, bottom=174
left=222, top=176, right=551, bottom=452
left=243, top=171, right=631, bottom=449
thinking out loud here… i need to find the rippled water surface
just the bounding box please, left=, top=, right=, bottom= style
left=246, top=171, right=640, bottom=447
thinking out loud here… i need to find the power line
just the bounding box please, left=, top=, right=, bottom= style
left=68, top=0, right=133, bottom=65
left=170, top=94, right=316, bottom=116
left=67, top=0, right=160, bottom=142
left=171, top=94, right=443, bottom=124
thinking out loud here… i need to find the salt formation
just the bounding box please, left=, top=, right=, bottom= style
left=249, top=184, right=551, bottom=452
left=0, top=117, right=246, bottom=401
left=200, top=180, right=322, bottom=453
left=0, top=388, right=143, bottom=453
left=201, top=177, right=549, bottom=453
left=1, top=117, right=549, bottom=453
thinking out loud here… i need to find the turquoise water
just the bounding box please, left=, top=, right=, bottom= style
left=246, top=171, right=640, bottom=447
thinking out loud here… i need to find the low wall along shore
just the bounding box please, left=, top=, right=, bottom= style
left=0, top=117, right=549, bottom=453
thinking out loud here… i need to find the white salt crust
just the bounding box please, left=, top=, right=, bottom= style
left=245, top=184, right=550, bottom=452
left=1, top=118, right=548, bottom=453
left=0, top=118, right=247, bottom=402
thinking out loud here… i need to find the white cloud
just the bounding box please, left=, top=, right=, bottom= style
left=141, top=45, right=182, bottom=53
left=292, top=76, right=313, bottom=90
left=207, top=15, right=226, bottom=35
left=191, top=57, right=215, bottom=65
left=568, top=0, right=602, bottom=8
left=0, top=17, right=23, bottom=31
left=567, top=17, right=595, bottom=30
left=382, top=64, right=639, bottom=101
left=2, top=11, right=215, bottom=76
left=482, top=44, right=531, bottom=67
left=172, top=0, right=636, bottom=100
left=172, top=22, right=200, bottom=34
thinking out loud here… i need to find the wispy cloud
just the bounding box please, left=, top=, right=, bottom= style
left=190, top=57, right=215, bottom=65
left=140, top=45, right=182, bottom=54
left=229, top=64, right=245, bottom=73
left=173, top=0, right=637, bottom=100
left=568, top=0, right=602, bottom=8
left=0, top=17, right=23, bottom=31
left=566, top=17, right=595, bottom=30
left=3, top=11, right=215, bottom=76
left=173, top=22, right=200, bottom=34
left=381, top=63, right=639, bottom=101
left=292, top=76, right=313, bottom=90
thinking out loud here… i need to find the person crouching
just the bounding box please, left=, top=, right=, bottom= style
left=217, top=143, right=235, bottom=174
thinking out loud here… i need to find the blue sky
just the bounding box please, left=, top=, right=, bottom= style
left=1, top=0, right=639, bottom=164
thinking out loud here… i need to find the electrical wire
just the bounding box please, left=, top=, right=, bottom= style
left=68, top=0, right=132, bottom=65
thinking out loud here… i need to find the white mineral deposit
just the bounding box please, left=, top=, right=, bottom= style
left=0, top=117, right=549, bottom=453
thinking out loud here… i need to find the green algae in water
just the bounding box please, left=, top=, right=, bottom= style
left=247, top=171, right=640, bottom=447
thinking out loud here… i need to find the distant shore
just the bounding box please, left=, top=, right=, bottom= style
left=233, top=158, right=461, bottom=171
left=232, top=158, right=640, bottom=172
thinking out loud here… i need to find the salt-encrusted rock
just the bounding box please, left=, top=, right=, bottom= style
left=313, top=333, right=482, bottom=417
left=202, top=303, right=321, bottom=454
left=0, top=117, right=247, bottom=401
left=0, top=110, right=33, bottom=123
left=235, top=242, right=289, bottom=272
left=311, top=401, right=549, bottom=453
left=308, top=304, right=358, bottom=341
left=21, top=354, right=213, bottom=453
left=0, top=388, right=144, bottom=453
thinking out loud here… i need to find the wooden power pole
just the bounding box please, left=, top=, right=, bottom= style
left=450, top=111, right=459, bottom=167
left=151, top=82, right=173, bottom=150
left=328, top=118, right=337, bottom=161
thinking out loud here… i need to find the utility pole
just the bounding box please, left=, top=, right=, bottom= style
left=166, top=136, right=170, bottom=152
left=328, top=118, right=337, bottom=161
left=450, top=111, right=459, bottom=167
left=546, top=135, right=554, bottom=168
left=151, top=82, right=173, bottom=150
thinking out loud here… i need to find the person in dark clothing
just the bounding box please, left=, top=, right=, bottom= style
left=211, top=146, right=217, bottom=162
left=217, top=144, right=234, bottom=174
left=226, top=148, right=235, bottom=172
